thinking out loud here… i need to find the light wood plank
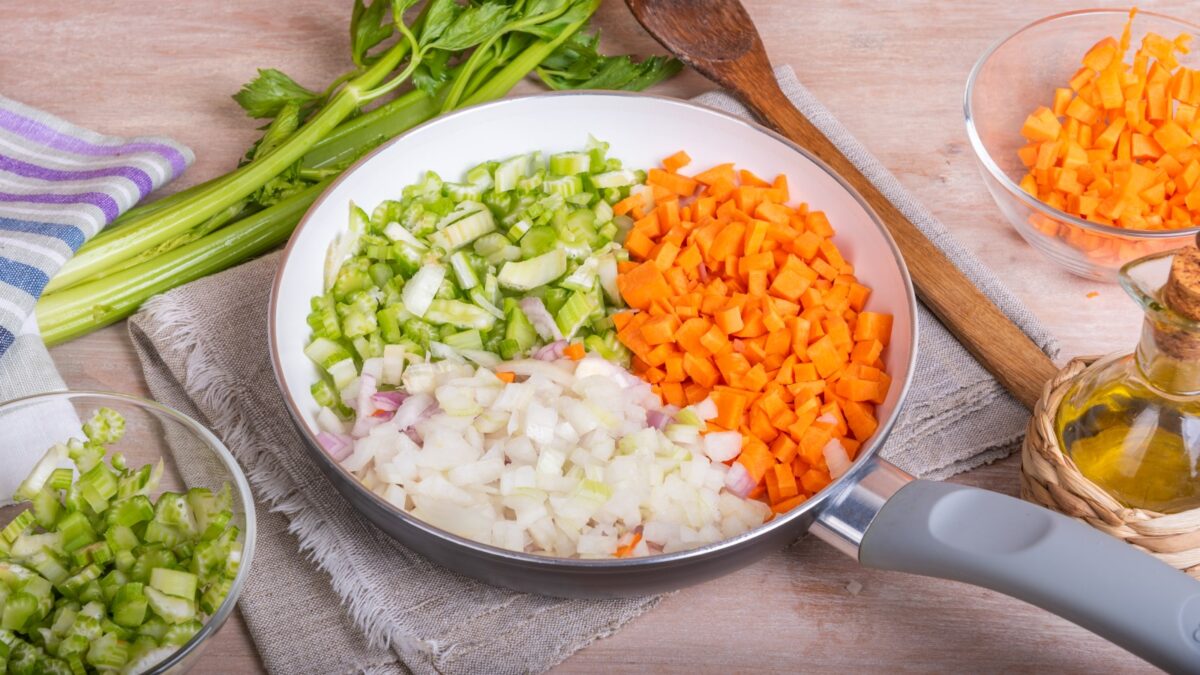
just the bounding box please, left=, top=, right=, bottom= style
left=8, top=0, right=1183, bottom=671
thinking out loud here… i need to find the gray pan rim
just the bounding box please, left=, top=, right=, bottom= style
left=268, top=89, right=920, bottom=570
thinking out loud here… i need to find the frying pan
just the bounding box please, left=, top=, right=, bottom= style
left=269, top=93, right=1200, bottom=672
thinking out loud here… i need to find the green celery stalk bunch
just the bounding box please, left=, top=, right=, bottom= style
left=35, top=0, right=680, bottom=346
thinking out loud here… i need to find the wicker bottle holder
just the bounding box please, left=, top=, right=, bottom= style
left=1021, top=357, right=1200, bottom=579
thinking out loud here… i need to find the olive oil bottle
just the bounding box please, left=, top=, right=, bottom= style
left=1056, top=245, right=1200, bottom=514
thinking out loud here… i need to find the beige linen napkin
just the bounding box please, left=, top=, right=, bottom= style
left=126, top=66, right=1058, bottom=675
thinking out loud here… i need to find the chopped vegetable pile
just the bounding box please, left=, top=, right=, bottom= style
left=1018, top=8, right=1200, bottom=264
left=307, top=145, right=894, bottom=558
left=317, top=356, right=770, bottom=557
left=612, top=153, right=892, bottom=513
left=306, top=139, right=635, bottom=392
left=0, top=410, right=241, bottom=674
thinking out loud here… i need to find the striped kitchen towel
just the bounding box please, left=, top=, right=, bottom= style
left=0, top=95, right=192, bottom=501
left=0, top=94, right=192, bottom=364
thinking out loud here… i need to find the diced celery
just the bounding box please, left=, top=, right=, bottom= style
left=498, top=249, right=567, bottom=291
left=105, top=526, right=139, bottom=553
left=105, top=496, right=154, bottom=529
left=543, top=174, right=582, bottom=197
left=431, top=202, right=495, bottom=250
left=1, top=511, right=34, bottom=545
left=549, top=151, right=590, bottom=176
left=199, top=578, right=233, bottom=615
left=47, top=469, right=72, bottom=492
left=162, top=620, right=202, bottom=647
left=468, top=287, right=505, bottom=320
left=85, top=632, right=128, bottom=670
left=188, top=487, right=233, bottom=542
left=144, top=587, right=195, bottom=625
left=12, top=445, right=64, bottom=503
left=111, top=583, right=148, bottom=628
left=142, top=522, right=185, bottom=549
left=448, top=251, right=479, bottom=289
left=149, top=568, right=198, bottom=600
left=442, top=330, right=484, bottom=352
left=520, top=225, right=556, bottom=257
left=401, top=264, right=445, bottom=318
left=56, top=513, right=96, bottom=553
left=327, top=358, right=358, bottom=389
left=154, top=493, right=197, bottom=535
left=555, top=289, right=599, bottom=338
left=60, top=565, right=101, bottom=599
left=591, top=169, right=637, bottom=188
left=472, top=232, right=509, bottom=258
left=130, top=547, right=176, bottom=586
left=493, top=154, right=530, bottom=192
left=304, top=337, right=354, bottom=371
left=26, top=549, right=69, bottom=586
left=505, top=218, right=532, bottom=241
left=71, top=541, right=112, bottom=568
left=423, top=299, right=498, bottom=331
left=1, top=593, right=37, bottom=632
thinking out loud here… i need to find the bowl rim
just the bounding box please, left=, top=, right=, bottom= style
left=0, top=390, right=257, bottom=673
left=268, top=89, right=919, bottom=570
left=963, top=7, right=1200, bottom=241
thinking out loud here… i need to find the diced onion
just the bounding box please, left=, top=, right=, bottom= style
left=330, top=357, right=768, bottom=558
left=823, top=439, right=852, bottom=480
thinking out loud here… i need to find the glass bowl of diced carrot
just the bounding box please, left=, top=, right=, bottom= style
left=966, top=8, right=1200, bottom=281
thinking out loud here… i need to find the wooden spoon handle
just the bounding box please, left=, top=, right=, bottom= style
left=743, top=75, right=1058, bottom=409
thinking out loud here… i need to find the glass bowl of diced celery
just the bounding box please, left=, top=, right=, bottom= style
left=0, top=391, right=255, bottom=674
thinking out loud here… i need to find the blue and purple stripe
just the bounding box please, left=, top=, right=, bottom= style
left=0, top=94, right=191, bottom=359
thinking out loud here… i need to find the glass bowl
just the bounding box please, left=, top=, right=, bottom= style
left=0, top=391, right=256, bottom=674
left=965, top=8, right=1200, bottom=281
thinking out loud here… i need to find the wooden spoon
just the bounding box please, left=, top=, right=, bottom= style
left=626, top=0, right=1058, bottom=410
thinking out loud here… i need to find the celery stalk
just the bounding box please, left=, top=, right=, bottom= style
left=45, top=39, right=414, bottom=294
left=37, top=181, right=328, bottom=345
left=38, top=3, right=610, bottom=343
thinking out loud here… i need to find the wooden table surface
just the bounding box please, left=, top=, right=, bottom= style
left=4, top=0, right=1183, bottom=671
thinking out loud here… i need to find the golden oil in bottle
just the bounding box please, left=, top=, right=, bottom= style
left=1055, top=246, right=1200, bottom=514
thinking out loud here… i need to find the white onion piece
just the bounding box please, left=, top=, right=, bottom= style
left=390, top=393, right=435, bottom=431
left=823, top=439, right=852, bottom=480
left=703, top=431, right=742, bottom=462
left=316, top=432, right=353, bottom=461
left=519, top=297, right=563, bottom=341
left=723, top=461, right=755, bottom=498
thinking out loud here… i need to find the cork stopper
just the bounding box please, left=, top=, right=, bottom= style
left=1156, top=243, right=1200, bottom=360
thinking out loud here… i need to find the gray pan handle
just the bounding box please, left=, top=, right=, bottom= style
left=812, top=457, right=1200, bottom=673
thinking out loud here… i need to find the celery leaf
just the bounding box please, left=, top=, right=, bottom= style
left=232, top=69, right=319, bottom=119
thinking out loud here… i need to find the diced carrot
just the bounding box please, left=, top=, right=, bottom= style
left=648, top=168, right=698, bottom=196
left=615, top=531, right=643, bottom=558
left=613, top=152, right=891, bottom=503
left=737, top=437, right=774, bottom=483
left=770, top=434, right=799, bottom=464
left=1016, top=11, right=1200, bottom=261
left=800, top=469, right=831, bottom=494
left=771, top=494, right=808, bottom=514
left=619, top=261, right=672, bottom=310
left=772, top=463, right=799, bottom=502
left=563, top=343, right=585, bottom=360
left=693, top=163, right=736, bottom=186
left=661, top=381, right=686, bottom=407
left=853, top=311, right=893, bottom=345
left=495, top=371, right=516, bottom=383
left=662, top=150, right=692, bottom=173
left=850, top=339, right=883, bottom=365
left=711, top=389, right=749, bottom=429
left=640, top=314, right=679, bottom=346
